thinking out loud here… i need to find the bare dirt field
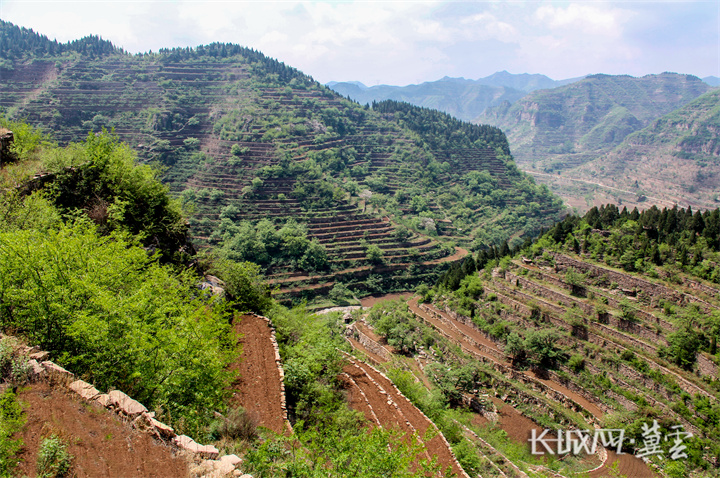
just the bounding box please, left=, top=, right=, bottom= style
left=341, top=359, right=466, bottom=477
left=230, top=313, right=287, bottom=434
left=14, top=382, right=188, bottom=478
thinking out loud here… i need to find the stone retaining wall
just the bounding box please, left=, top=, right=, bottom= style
left=506, top=270, right=668, bottom=346
left=517, top=262, right=675, bottom=331
left=0, top=333, right=246, bottom=478
left=553, top=253, right=718, bottom=314
left=347, top=322, right=393, bottom=361
left=412, top=304, right=598, bottom=427
left=480, top=290, right=716, bottom=420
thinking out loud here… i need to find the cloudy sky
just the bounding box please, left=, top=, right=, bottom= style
left=0, top=1, right=717, bottom=86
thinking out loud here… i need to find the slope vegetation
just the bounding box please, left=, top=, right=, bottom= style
left=0, top=20, right=563, bottom=298
left=429, top=203, right=720, bottom=476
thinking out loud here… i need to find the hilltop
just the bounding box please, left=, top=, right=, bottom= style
left=0, top=20, right=563, bottom=300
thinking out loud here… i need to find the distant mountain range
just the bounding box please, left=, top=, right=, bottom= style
left=475, top=73, right=715, bottom=212
left=327, top=71, right=582, bottom=122
left=571, top=88, right=720, bottom=210
left=477, top=73, right=711, bottom=170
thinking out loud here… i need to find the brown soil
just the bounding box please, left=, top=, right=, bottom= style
left=341, top=359, right=466, bottom=477
left=592, top=450, right=656, bottom=478
left=14, top=382, right=188, bottom=478
left=360, top=291, right=414, bottom=307
left=230, top=313, right=287, bottom=434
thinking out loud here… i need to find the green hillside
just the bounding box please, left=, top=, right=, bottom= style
left=429, top=203, right=720, bottom=476
left=0, top=20, right=563, bottom=300
left=478, top=73, right=711, bottom=173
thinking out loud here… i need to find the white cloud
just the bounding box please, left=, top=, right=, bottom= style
left=0, top=0, right=716, bottom=84
left=534, top=3, right=633, bottom=37
left=460, top=12, right=518, bottom=42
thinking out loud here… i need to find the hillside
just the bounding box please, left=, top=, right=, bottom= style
left=0, top=20, right=564, bottom=299
left=4, top=122, right=720, bottom=476
left=328, top=71, right=579, bottom=122
left=477, top=73, right=711, bottom=173
left=523, top=88, right=720, bottom=214
left=418, top=204, right=720, bottom=477
left=568, top=89, right=720, bottom=210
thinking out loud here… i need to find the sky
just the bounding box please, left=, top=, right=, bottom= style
left=0, top=1, right=718, bottom=86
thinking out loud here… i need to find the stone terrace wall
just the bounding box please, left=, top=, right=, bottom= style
left=0, top=333, right=248, bottom=478
left=247, top=313, right=293, bottom=434
left=347, top=322, right=393, bottom=361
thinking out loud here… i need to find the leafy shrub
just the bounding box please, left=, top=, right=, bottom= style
left=209, top=407, right=259, bottom=442
left=568, top=354, right=586, bottom=372
left=0, top=222, right=235, bottom=435
left=36, top=435, right=73, bottom=478
left=366, top=244, right=385, bottom=264
left=0, top=389, right=25, bottom=478
left=42, top=131, right=187, bottom=259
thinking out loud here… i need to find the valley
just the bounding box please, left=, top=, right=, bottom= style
left=0, top=19, right=719, bottom=478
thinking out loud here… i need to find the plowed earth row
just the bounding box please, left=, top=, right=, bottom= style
left=230, top=313, right=288, bottom=434
left=340, top=357, right=468, bottom=478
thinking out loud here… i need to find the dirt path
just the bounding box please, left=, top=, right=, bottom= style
left=524, top=170, right=678, bottom=208
left=15, top=382, right=188, bottom=478
left=230, top=313, right=287, bottom=434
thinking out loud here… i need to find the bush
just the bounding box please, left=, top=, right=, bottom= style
left=568, top=354, right=586, bottom=372
left=209, top=407, right=259, bottom=442
left=0, top=222, right=235, bottom=436
left=36, top=435, right=73, bottom=478
left=0, top=389, right=25, bottom=478
left=366, top=244, right=385, bottom=264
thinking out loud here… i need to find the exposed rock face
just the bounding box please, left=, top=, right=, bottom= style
left=0, top=128, right=14, bottom=164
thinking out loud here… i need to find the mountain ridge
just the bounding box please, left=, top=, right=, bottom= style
left=327, top=71, right=583, bottom=122
left=0, top=20, right=563, bottom=299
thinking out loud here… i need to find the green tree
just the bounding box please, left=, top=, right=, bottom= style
left=366, top=244, right=385, bottom=264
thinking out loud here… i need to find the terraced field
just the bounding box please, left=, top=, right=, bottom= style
left=1, top=39, right=563, bottom=298
left=339, top=233, right=720, bottom=476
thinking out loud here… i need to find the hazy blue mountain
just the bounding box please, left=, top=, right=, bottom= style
left=475, top=70, right=582, bottom=92
left=327, top=71, right=582, bottom=121
left=477, top=73, right=711, bottom=170
left=703, top=76, right=720, bottom=87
